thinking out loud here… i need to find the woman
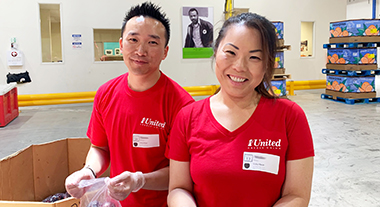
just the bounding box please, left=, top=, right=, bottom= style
left=168, top=13, right=314, bottom=207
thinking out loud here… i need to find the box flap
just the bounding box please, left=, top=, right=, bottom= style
left=67, top=138, right=110, bottom=177
left=33, top=139, right=68, bottom=201
left=67, top=138, right=91, bottom=175
left=0, top=146, right=35, bottom=201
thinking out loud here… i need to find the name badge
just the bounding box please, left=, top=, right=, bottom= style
left=132, top=134, right=159, bottom=148
left=242, top=152, right=280, bottom=175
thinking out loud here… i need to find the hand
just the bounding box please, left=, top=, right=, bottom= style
left=106, top=171, right=146, bottom=201
left=65, top=167, right=96, bottom=198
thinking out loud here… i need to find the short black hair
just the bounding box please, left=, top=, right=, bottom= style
left=188, top=8, right=198, bottom=16
left=121, top=2, right=170, bottom=46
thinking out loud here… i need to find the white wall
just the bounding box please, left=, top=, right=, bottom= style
left=347, top=0, right=373, bottom=19
left=0, top=0, right=346, bottom=95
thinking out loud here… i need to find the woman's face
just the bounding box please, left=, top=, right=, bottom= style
left=215, top=25, right=266, bottom=99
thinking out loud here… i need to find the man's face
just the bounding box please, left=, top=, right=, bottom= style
left=119, top=16, right=168, bottom=76
left=189, top=11, right=199, bottom=25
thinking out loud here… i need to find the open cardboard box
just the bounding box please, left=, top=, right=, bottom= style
left=0, top=138, right=109, bottom=207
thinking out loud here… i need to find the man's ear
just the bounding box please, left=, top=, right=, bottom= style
left=162, top=46, right=169, bottom=60
left=119, top=37, right=123, bottom=50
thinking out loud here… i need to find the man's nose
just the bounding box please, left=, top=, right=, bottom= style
left=136, top=43, right=147, bottom=56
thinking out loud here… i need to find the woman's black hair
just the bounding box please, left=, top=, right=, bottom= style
left=213, top=13, right=279, bottom=98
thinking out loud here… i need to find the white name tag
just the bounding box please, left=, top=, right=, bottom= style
left=132, top=134, right=159, bottom=148
left=242, top=152, right=280, bottom=175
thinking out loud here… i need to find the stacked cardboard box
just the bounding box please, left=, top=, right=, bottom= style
left=323, top=19, right=380, bottom=101
left=271, top=21, right=291, bottom=97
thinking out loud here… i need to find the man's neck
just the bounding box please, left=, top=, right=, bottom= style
left=128, top=70, right=161, bottom=92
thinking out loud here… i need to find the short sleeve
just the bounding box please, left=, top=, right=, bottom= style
left=86, top=89, right=108, bottom=147
left=167, top=108, right=191, bottom=161
left=286, top=103, right=315, bottom=160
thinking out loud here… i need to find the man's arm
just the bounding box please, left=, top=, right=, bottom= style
left=143, top=166, right=169, bottom=190
left=65, top=144, right=110, bottom=198
left=85, top=144, right=110, bottom=177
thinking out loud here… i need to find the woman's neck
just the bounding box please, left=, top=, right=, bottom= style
left=213, top=89, right=261, bottom=110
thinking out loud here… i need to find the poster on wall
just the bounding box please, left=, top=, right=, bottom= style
left=182, top=6, right=214, bottom=59
left=72, top=34, right=82, bottom=49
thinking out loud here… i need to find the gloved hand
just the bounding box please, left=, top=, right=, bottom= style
left=106, top=171, right=146, bottom=201
left=65, top=167, right=96, bottom=198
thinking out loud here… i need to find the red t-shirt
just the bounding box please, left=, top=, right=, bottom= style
left=87, top=72, right=194, bottom=207
left=168, top=96, right=314, bottom=207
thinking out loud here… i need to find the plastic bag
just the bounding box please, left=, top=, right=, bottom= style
left=79, top=177, right=122, bottom=207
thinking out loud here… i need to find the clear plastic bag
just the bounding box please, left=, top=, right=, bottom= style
left=79, top=177, right=122, bottom=207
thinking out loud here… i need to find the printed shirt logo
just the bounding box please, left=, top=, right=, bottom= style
left=140, top=117, right=166, bottom=129
left=248, top=139, right=281, bottom=150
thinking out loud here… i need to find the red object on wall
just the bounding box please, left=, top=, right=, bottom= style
left=0, top=86, right=19, bottom=127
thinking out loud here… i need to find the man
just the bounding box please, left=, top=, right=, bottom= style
left=65, top=2, right=194, bottom=207
left=184, top=8, right=214, bottom=48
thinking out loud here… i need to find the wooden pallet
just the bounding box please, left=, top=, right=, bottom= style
left=324, top=89, right=376, bottom=99
left=272, top=74, right=291, bottom=80
left=326, top=64, right=378, bottom=71
left=329, top=36, right=380, bottom=44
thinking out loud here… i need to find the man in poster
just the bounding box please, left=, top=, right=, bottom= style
left=184, top=8, right=213, bottom=48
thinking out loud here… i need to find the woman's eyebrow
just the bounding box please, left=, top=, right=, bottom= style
left=225, top=43, right=262, bottom=53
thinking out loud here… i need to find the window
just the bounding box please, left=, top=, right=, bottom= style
left=39, top=4, right=62, bottom=63
left=300, top=21, right=314, bottom=57
left=93, top=29, right=122, bottom=61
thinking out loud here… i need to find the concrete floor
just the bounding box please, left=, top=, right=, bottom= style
left=1, top=89, right=379, bottom=207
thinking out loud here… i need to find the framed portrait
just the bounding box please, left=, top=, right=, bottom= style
left=182, top=6, right=214, bottom=59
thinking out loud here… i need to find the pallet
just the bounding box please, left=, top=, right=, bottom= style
left=323, top=42, right=378, bottom=49
left=326, top=63, right=377, bottom=70
left=321, top=93, right=380, bottom=104
left=329, top=36, right=380, bottom=44
left=322, top=69, right=380, bottom=76
left=277, top=45, right=291, bottom=51
left=325, top=89, right=376, bottom=99
left=272, top=74, right=291, bottom=80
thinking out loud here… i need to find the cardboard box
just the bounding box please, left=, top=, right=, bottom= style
left=272, top=21, right=284, bottom=39
left=271, top=79, right=286, bottom=97
left=326, top=75, right=375, bottom=93
left=0, top=83, right=18, bottom=127
left=330, top=19, right=380, bottom=37
left=273, top=68, right=286, bottom=75
left=274, top=51, right=284, bottom=68
left=327, top=48, right=377, bottom=64
left=0, top=138, right=94, bottom=206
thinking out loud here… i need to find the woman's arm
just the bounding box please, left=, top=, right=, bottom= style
left=168, top=159, right=197, bottom=207
left=273, top=157, right=314, bottom=207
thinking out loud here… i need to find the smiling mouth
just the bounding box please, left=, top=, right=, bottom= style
left=228, top=75, right=247, bottom=83
left=132, top=59, right=148, bottom=64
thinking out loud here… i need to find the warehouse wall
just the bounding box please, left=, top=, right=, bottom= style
left=0, top=0, right=346, bottom=95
